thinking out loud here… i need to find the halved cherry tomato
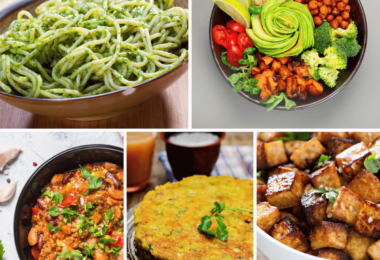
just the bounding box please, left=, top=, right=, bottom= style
left=227, top=29, right=238, bottom=48
left=32, top=208, right=40, bottom=215
left=212, top=25, right=228, bottom=47
left=226, top=22, right=245, bottom=33
left=237, top=33, right=254, bottom=51
left=31, top=246, right=40, bottom=259
left=58, top=191, right=78, bottom=208
left=225, top=20, right=235, bottom=29
left=110, top=235, right=124, bottom=247
left=227, top=45, right=243, bottom=67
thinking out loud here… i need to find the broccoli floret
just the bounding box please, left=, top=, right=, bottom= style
left=335, top=37, right=362, bottom=58
left=318, top=67, right=339, bottom=88
left=334, top=22, right=358, bottom=39
left=309, top=67, right=320, bottom=81
left=314, top=21, right=335, bottom=54
left=323, top=44, right=347, bottom=70
left=301, top=49, right=322, bottom=80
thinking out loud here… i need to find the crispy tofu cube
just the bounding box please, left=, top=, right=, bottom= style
left=257, top=202, right=281, bottom=233
left=293, top=203, right=306, bottom=219
left=266, top=172, right=308, bottom=209
left=257, top=185, right=267, bottom=203
left=285, top=140, right=308, bottom=157
left=290, top=138, right=327, bottom=169
left=328, top=137, right=359, bottom=159
left=316, top=132, right=350, bottom=144
left=280, top=211, right=310, bottom=233
left=351, top=132, right=380, bottom=146
left=278, top=166, right=309, bottom=178
left=271, top=216, right=310, bottom=253
left=301, top=193, right=327, bottom=226
left=347, top=169, right=380, bottom=203
left=304, top=183, right=314, bottom=194
left=318, top=249, right=350, bottom=260
left=345, top=229, right=375, bottom=260
left=309, top=221, right=349, bottom=250
left=369, top=139, right=380, bottom=155
left=310, top=162, right=341, bottom=189
left=367, top=239, right=380, bottom=260
left=336, top=142, right=371, bottom=181
left=354, top=201, right=380, bottom=239
left=258, top=132, right=286, bottom=142
left=326, top=187, right=364, bottom=226
left=257, top=141, right=288, bottom=170
left=268, top=164, right=296, bottom=178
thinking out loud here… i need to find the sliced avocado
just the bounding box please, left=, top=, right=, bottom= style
left=251, top=14, right=291, bottom=42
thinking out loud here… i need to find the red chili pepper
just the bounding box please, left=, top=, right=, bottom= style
left=58, top=192, right=78, bottom=208
left=110, top=235, right=123, bottom=247
left=31, top=246, right=40, bottom=259
left=32, top=208, right=40, bottom=215
left=33, top=162, right=38, bottom=166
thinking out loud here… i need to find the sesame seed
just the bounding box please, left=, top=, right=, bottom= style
left=319, top=185, right=324, bottom=189
left=327, top=213, right=333, bottom=218
left=305, top=169, right=310, bottom=174
left=325, top=186, right=329, bottom=191
left=338, top=167, right=343, bottom=173
left=350, top=206, right=353, bottom=212
left=369, top=217, right=373, bottom=224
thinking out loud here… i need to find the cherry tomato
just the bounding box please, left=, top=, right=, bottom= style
left=227, top=29, right=238, bottom=48
left=226, top=20, right=235, bottom=28
left=227, top=45, right=243, bottom=67
left=237, top=33, right=254, bottom=51
left=226, top=22, right=245, bottom=33
left=212, top=25, right=228, bottom=47
left=32, top=208, right=40, bottom=215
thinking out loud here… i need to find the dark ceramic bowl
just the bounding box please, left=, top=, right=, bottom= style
left=209, top=0, right=367, bottom=110
left=0, top=0, right=188, bottom=120
left=161, top=132, right=225, bottom=181
left=13, top=144, right=124, bottom=260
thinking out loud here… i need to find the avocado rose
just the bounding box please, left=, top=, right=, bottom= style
left=246, top=0, right=314, bottom=57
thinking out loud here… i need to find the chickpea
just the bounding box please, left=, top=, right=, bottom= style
left=326, top=15, right=334, bottom=22
left=310, top=8, right=319, bottom=15
left=304, top=3, right=310, bottom=9
left=327, top=6, right=332, bottom=13
left=309, top=0, right=318, bottom=9
left=337, top=2, right=346, bottom=11
left=320, top=5, right=328, bottom=15
left=340, top=20, right=349, bottom=29
left=335, top=16, right=343, bottom=23
left=332, top=7, right=340, bottom=16
left=317, top=1, right=323, bottom=7
left=342, top=0, right=349, bottom=4
left=345, top=5, right=351, bottom=12
left=348, top=18, right=353, bottom=23
left=330, top=19, right=339, bottom=29
left=319, top=13, right=327, bottom=19
left=341, top=11, right=350, bottom=20
left=323, top=0, right=333, bottom=5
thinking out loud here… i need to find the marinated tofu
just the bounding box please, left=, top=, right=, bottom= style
left=300, top=193, right=327, bottom=226
left=310, top=161, right=341, bottom=189
left=316, top=132, right=350, bottom=144
left=259, top=132, right=287, bottom=142
left=284, top=140, right=308, bottom=157
left=257, top=140, right=288, bottom=170
left=347, top=169, right=380, bottom=203
left=351, top=132, right=380, bottom=146
left=257, top=185, right=267, bottom=203
left=309, top=221, right=349, bottom=250
left=367, top=239, right=380, bottom=260
left=355, top=201, right=380, bottom=240
left=345, top=228, right=375, bottom=260
left=290, top=138, right=327, bottom=169
left=257, top=202, right=281, bottom=233
left=328, top=138, right=359, bottom=159
left=318, top=248, right=350, bottom=260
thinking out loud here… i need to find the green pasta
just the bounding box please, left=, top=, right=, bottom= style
left=0, top=0, right=188, bottom=98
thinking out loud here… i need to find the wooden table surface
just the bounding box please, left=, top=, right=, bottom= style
left=0, top=0, right=188, bottom=129
left=127, top=132, right=253, bottom=210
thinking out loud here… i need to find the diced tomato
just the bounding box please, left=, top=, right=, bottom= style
left=32, top=208, right=40, bottom=215
left=31, top=246, right=40, bottom=259
left=227, top=29, right=238, bottom=48
left=227, top=45, right=243, bottom=67
left=110, top=235, right=123, bottom=247
left=226, top=22, right=245, bottom=33
left=237, top=33, right=254, bottom=51
left=212, top=25, right=228, bottom=47
left=58, top=191, right=78, bottom=208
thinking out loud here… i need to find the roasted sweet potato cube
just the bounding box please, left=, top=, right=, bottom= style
left=260, top=84, right=272, bottom=102
left=276, top=74, right=286, bottom=91
left=367, top=239, right=380, bottom=260
left=286, top=76, right=298, bottom=98
left=262, top=69, right=275, bottom=78
left=336, top=142, right=371, bottom=181
left=347, top=169, right=380, bottom=203
left=266, top=172, right=307, bottom=209
left=326, top=186, right=364, bottom=226
left=355, top=201, right=380, bottom=239
left=257, top=185, right=267, bottom=203
left=272, top=60, right=281, bottom=73
left=251, top=67, right=261, bottom=76
left=259, top=60, right=270, bottom=70
left=316, top=132, right=350, bottom=144
left=257, top=142, right=267, bottom=170
left=257, top=52, right=263, bottom=62
left=351, top=132, right=380, bottom=146
left=328, top=138, right=359, bottom=159
left=258, top=132, right=286, bottom=142
left=277, top=56, right=292, bottom=65
left=254, top=74, right=267, bottom=89
left=262, top=56, right=274, bottom=65
left=306, top=79, right=324, bottom=96
left=310, top=162, right=341, bottom=189
left=284, top=140, right=308, bottom=157
left=290, top=138, right=327, bottom=169
left=295, top=65, right=310, bottom=78
left=257, top=202, right=281, bottom=233
left=301, top=193, right=327, bottom=226
left=268, top=76, right=279, bottom=95
left=271, top=216, right=310, bottom=252
left=295, top=75, right=307, bottom=100
left=279, top=65, right=292, bottom=80
left=309, top=221, right=349, bottom=250
left=345, top=228, right=375, bottom=260
left=318, top=249, right=350, bottom=260
left=264, top=140, right=288, bottom=168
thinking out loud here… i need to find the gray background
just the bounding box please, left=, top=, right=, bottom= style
left=0, top=132, right=123, bottom=259
left=192, top=0, right=377, bottom=128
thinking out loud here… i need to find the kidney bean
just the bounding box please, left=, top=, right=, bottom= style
left=45, top=215, right=53, bottom=222
left=62, top=171, right=75, bottom=185
left=106, top=172, right=121, bottom=189
left=51, top=219, right=59, bottom=227
left=37, top=234, right=44, bottom=249
left=37, top=198, right=47, bottom=210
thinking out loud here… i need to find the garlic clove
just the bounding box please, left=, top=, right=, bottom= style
left=0, top=182, right=17, bottom=203
left=0, top=147, right=21, bottom=171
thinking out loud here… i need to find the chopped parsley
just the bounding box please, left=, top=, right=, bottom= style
left=364, top=153, right=379, bottom=173
left=47, top=206, right=60, bottom=217
left=314, top=155, right=331, bottom=169
left=310, top=188, right=339, bottom=203
left=0, top=240, right=4, bottom=260
left=62, top=207, right=79, bottom=223
left=47, top=223, right=62, bottom=232
left=275, top=132, right=311, bottom=141
left=87, top=176, right=103, bottom=190
left=80, top=165, right=91, bottom=179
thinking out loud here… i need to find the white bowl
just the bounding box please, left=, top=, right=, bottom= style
left=258, top=228, right=321, bottom=260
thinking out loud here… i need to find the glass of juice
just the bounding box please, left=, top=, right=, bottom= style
left=127, top=132, right=156, bottom=192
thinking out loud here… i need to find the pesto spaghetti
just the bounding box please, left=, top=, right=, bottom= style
left=0, top=0, right=188, bottom=98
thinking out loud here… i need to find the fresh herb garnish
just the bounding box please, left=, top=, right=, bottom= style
left=0, top=240, right=4, bottom=260
left=275, top=132, right=311, bottom=141
left=259, top=92, right=296, bottom=112
left=310, top=188, right=339, bottom=203
left=364, top=153, right=379, bottom=174
left=41, top=188, right=52, bottom=198
left=51, top=192, right=64, bottom=205
left=257, top=171, right=263, bottom=179
left=98, top=237, right=117, bottom=252
left=47, top=206, right=60, bottom=217
left=47, top=223, right=62, bottom=232
left=80, top=165, right=91, bottom=179
left=88, top=176, right=102, bottom=190
left=314, top=155, right=331, bottom=169
left=107, top=246, right=121, bottom=257
left=198, top=202, right=253, bottom=241
left=62, top=206, right=79, bottom=223
left=57, top=250, right=83, bottom=259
